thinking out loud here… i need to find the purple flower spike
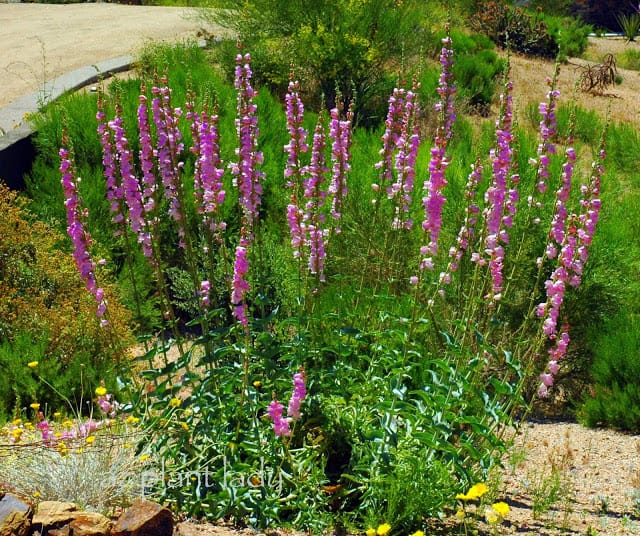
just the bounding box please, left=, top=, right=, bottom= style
left=268, top=400, right=291, bottom=437
left=420, top=30, right=456, bottom=271
left=287, top=369, right=307, bottom=419
left=60, top=137, right=108, bottom=326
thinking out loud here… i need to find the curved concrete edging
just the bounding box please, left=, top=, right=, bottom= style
left=0, top=39, right=206, bottom=188
left=0, top=54, right=134, bottom=146
left=0, top=54, right=134, bottom=188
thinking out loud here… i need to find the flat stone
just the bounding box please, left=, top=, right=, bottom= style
left=0, top=493, right=33, bottom=536
left=111, top=498, right=173, bottom=536
left=69, top=511, right=112, bottom=536
left=32, top=501, right=78, bottom=529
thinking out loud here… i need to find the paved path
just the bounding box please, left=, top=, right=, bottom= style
left=0, top=3, right=207, bottom=109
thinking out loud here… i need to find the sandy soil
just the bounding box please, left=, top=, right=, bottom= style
left=508, top=36, right=640, bottom=128
left=0, top=3, right=214, bottom=108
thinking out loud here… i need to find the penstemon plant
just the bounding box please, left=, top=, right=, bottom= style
left=58, top=28, right=609, bottom=533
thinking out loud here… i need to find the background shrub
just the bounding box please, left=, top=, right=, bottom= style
left=0, top=183, right=132, bottom=419
left=198, top=0, right=436, bottom=128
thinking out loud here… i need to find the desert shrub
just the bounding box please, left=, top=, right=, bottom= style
left=545, top=14, right=592, bottom=60
left=198, top=0, right=436, bottom=127
left=470, top=1, right=559, bottom=59
left=0, top=183, right=132, bottom=416
left=579, top=312, right=640, bottom=431
left=618, top=49, right=640, bottom=71
left=453, top=50, right=505, bottom=114
left=616, top=11, right=640, bottom=42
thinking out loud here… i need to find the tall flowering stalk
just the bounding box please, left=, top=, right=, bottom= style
left=267, top=369, right=307, bottom=438
left=528, top=65, right=560, bottom=217
left=284, top=80, right=309, bottom=262
left=535, top=122, right=607, bottom=395
left=110, top=103, right=148, bottom=245
left=283, top=81, right=352, bottom=284
left=187, top=96, right=227, bottom=310
left=328, top=101, right=353, bottom=232
left=439, top=159, right=484, bottom=291
left=303, top=118, right=330, bottom=281
left=137, top=90, right=160, bottom=263
left=419, top=31, right=456, bottom=272
left=60, top=134, right=108, bottom=327
left=478, top=79, right=516, bottom=301
left=230, top=52, right=263, bottom=327
left=96, top=92, right=125, bottom=232
left=151, top=80, right=188, bottom=248
left=231, top=52, right=264, bottom=229
left=374, top=83, right=421, bottom=231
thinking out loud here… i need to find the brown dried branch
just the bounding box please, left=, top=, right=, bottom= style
left=578, top=53, right=617, bottom=95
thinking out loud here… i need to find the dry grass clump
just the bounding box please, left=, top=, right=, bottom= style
left=0, top=434, right=144, bottom=513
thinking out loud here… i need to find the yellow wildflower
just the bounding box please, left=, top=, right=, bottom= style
left=253, top=380, right=262, bottom=388
left=410, top=531, right=425, bottom=536
left=140, top=454, right=150, bottom=462
left=25, top=422, right=34, bottom=430
left=53, top=412, right=61, bottom=418
left=492, top=501, right=510, bottom=518
left=456, top=482, right=489, bottom=501
left=485, top=509, right=499, bottom=525
left=12, top=418, right=22, bottom=426
left=27, top=361, right=38, bottom=368
left=365, top=529, right=376, bottom=536
left=62, top=420, right=73, bottom=427
left=179, top=421, right=189, bottom=431
left=32, top=491, right=40, bottom=498
left=377, top=523, right=391, bottom=536
left=85, top=435, right=96, bottom=444
left=455, top=509, right=466, bottom=521
left=95, top=386, right=107, bottom=397
left=169, top=397, right=182, bottom=408
left=125, top=416, right=140, bottom=425
left=30, top=403, right=40, bottom=411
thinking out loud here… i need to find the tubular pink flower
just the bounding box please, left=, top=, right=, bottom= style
left=529, top=68, right=560, bottom=211
left=231, top=242, right=250, bottom=327
left=376, top=83, right=421, bottom=230
left=151, top=81, right=187, bottom=247
left=137, top=91, right=159, bottom=262
left=420, top=32, right=456, bottom=269
left=287, top=369, right=306, bottom=419
left=59, top=141, right=108, bottom=325
left=96, top=95, right=124, bottom=230
left=231, top=53, right=264, bottom=228
left=328, top=102, right=353, bottom=230
left=267, top=400, right=291, bottom=437
left=482, top=80, right=515, bottom=299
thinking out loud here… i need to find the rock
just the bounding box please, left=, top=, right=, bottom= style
left=0, top=493, right=33, bottom=536
left=69, top=511, right=112, bottom=536
left=48, top=526, right=71, bottom=536
left=32, top=501, right=78, bottom=530
left=111, top=499, right=173, bottom=536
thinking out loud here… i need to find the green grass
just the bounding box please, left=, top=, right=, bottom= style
left=618, top=50, right=640, bottom=71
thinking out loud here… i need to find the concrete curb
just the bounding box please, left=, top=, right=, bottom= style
left=0, top=54, right=134, bottom=146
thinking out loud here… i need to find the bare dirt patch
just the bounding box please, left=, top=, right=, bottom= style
left=508, top=36, right=640, bottom=128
